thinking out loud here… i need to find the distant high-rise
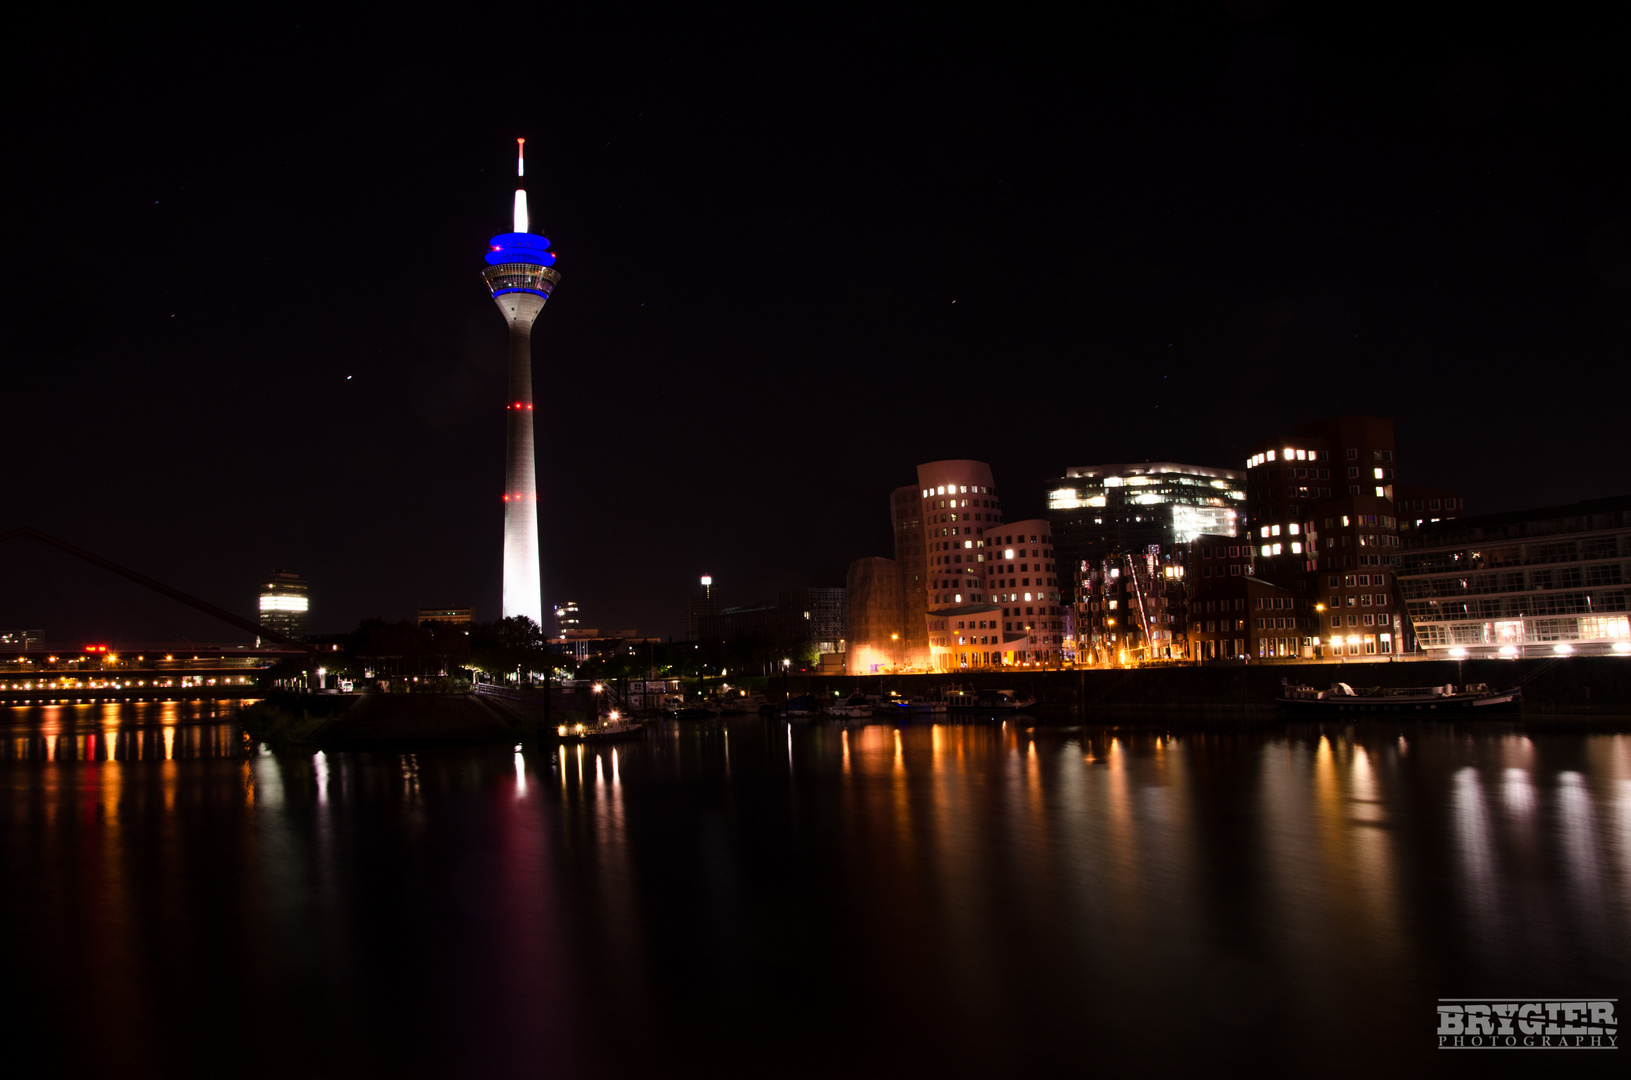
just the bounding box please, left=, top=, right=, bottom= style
left=258, top=570, right=308, bottom=644
left=554, top=600, right=582, bottom=637
left=685, top=576, right=721, bottom=640
left=481, top=138, right=560, bottom=629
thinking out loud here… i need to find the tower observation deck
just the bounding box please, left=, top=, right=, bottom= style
left=482, top=139, right=559, bottom=628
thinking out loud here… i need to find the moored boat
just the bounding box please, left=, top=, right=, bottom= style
left=1276, top=681, right=1521, bottom=715
left=823, top=692, right=875, bottom=718
left=558, top=714, right=647, bottom=741
left=781, top=694, right=820, bottom=718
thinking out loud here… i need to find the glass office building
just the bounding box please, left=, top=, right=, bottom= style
left=1397, top=496, right=1631, bottom=657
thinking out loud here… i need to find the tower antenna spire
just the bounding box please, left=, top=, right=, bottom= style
left=513, top=137, right=529, bottom=232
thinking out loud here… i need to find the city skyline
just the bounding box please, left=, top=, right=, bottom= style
left=3, top=6, right=1627, bottom=640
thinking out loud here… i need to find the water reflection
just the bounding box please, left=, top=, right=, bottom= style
left=3, top=699, right=244, bottom=761
left=1, top=707, right=1629, bottom=1076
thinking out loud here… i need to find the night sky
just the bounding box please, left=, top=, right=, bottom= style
left=2, top=3, right=1626, bottom=641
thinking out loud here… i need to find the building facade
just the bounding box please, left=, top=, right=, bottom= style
left=1396, top=485, right=1465, bottom=534
left=779, top=588, right=846, bottom=654
left=1076, top=546, right=1190, bottom=663
left=418, top=607, right=474, bottom=627
left=844, top=557, right=906, bottom=674
left=1397, top=496, right=1631, bottom=658
left=1185, top=575, right=1303, bottom=661
left=889, top=486, right=929, bottom=659
left=1243, top=416, right=1404, bottom=658
left=696, top=588, right=846, bottom=662
left=979, top=518, right=1067, bottom=666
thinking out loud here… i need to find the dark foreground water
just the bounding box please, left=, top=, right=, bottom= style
left=1, top=701, right=1628, bottom=1079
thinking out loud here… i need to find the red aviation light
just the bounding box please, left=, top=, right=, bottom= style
left=85, top=644, right=108, bottom=654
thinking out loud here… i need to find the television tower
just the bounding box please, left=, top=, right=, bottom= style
left=481, top=138, right=559, bottom=627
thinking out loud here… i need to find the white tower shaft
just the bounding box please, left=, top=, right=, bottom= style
left=496, top=291, right=545, bottom=627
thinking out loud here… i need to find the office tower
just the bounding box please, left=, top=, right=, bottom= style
left=258, top=569, right=308, bottom=644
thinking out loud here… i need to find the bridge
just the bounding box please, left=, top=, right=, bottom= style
left=1, top=527, right=322, bottom=704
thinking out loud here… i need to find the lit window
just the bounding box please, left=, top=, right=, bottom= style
left=1283, top=448, right=1294, bottom=459
left=1261, top=544, right=1272, bottom=556
left=1373, top=468, right=1384, bottom=480
left=1272, top=543, right=1282, bottom=555
left=1260, top=526, right=1270, bottom=538
left=1291, top=542, right=1302, bottom=553
left=1288, top=523, right=1299, bottom=535
left=1267, top=450, right=1276, bottom=461
left=1296, top=449, right=1307, bottom=460
left=1375, top=486, right=1385, bottom=497
left=1271, top=525, right=1281, bottom=536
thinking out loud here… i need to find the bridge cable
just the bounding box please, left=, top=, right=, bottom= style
left=55, top=546, right=195, bottom=643
left=28, top=539, right=85, bottom=643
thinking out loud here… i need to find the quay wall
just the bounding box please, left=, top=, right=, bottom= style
left=773, top=656, right=1631, bottom=717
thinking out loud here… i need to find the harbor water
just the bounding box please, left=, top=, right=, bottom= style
left=1, top=700, right=1627, bottom=1077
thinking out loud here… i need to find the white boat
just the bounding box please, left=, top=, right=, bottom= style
left=823, top=692, right=874, bottom=718
left=906, top=695, right=948, bottom=714
left=558, top=716, right=646, bottom=741
left=718, top=690, right=772, bottom=714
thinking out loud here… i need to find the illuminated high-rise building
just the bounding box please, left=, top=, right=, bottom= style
left=481, top=138, right=560, bottom=628
left=257, top=569, right=308, bottom=645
